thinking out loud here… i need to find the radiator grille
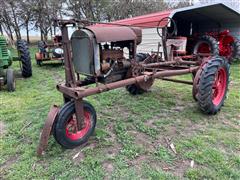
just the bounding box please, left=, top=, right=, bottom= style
left=0, top=36, right=8, bottom=58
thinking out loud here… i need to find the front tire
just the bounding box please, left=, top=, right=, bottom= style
left=53, top=100, right=97, bottom=149
left=6, top=68, right=16, bottom=92
left=17, top=40, right=32, bottom=77
left=197, top=57, right=230, bottom=114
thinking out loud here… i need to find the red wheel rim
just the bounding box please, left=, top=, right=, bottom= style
left=212, top=67, right=227, bottom=106
left=65, top=111, right=91, bottom=140
left=198, top=43, right=211, bottom=53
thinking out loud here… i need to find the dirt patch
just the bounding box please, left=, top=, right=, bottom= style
left=129, top=155, right=149, bottom=167
left=222, top=119, right=240, bottom=130
left=130, top=131, right=156, bottom=151
left=53, top=73, right=64, bottom=84
left=105, top=122, right=117, bottom=142
left=71, top=150, right=85, bottom=164
left=172, top=121, right=205, bottom=138
left=0, top=121, right=6, bottom=137
left=171, top=101, right=196, bottom=113
left=171, top=159, right=194, bottom=177
left=149, top=160, right=173, bottom=172
left=103, top=161, right=114, bottom=179
left=144, top=119, right=158, bottom=129
left=0, top=155, right=19, bottom=177
left=116, top=105, right=132, bottom=119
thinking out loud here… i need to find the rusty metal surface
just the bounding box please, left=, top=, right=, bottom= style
left=57, top=66, right=199, bottom=99
left=160, top=77, right=193, bottom=85
left=37, top=105, right=59, bottom=156
left=101, top=49, right=123, bottom=60
left=75, top=99, right=84, bottom=130
left=61, top=25, right=76, bottom=87
left=87, top=26, right=141, bottom=43
left=137, top=78, right=155, bottom=91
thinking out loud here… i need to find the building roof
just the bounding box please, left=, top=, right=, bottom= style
left=111, top=3, right=240, bottom=28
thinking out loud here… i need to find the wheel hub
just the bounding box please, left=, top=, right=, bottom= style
left=212, top=67, right=227, bottom=106
left=65, top=111, right=91, bottom=140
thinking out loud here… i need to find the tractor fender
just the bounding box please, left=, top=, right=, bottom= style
left=37, top=105, right=59, bottom=156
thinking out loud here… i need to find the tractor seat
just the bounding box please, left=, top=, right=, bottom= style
left=166, top=36, right=187, bottom=55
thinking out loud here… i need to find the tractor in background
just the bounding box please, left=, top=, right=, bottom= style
left=0, top=35, right=32, bottom=92
left=193, top=30, right=240, bottom=62
left=35, top=35, right=64, bottom=66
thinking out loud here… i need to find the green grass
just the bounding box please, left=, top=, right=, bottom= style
left=0, top=48, right=240, bottom=179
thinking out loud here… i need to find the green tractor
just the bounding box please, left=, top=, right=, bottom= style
left=0, top=35, right=32, bottom=92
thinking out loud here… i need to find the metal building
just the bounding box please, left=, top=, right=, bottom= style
left=112, top=3, right=240, bottom=54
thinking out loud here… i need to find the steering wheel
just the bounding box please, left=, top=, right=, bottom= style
left=157, top=17, right=177, bottom=38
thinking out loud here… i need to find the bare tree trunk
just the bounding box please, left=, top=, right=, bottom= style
left=10, top=3, right=21, bottom=40
left=50, top=26, right=53, bottom=39
left=40, top=28, right=43, bottom=41
left=54, top=26, right=56, bottom=36
left=0, top=24, right=3, bottom=35
left=26, top=22, right=30, bottom=43
left=5, top=24, right=14, bottom=41
left=44, top=32, right=48, bottom=42
left=2, top=23, right=14, bottom=44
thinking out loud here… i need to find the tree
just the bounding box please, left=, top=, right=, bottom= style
left=18, top=1, right=35, bottom=43
left=66, top=0, right=109, bottom=21
left=66, top=0, right=170, bottom=22
left=0, top=0, right=22, bottom=40
left=32, top=0, right=64, bottom=41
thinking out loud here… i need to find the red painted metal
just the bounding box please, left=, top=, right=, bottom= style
left=65, top=111, right=91, bottom=140
left=112, top=10, right=172, bottom=28
left=212, top=67, right=227, bottom=106
left=218, top=31, right=235, bottom=59
left=35, top=52, right=43, bottom=61
left=56, top=66, right=199, bottom=99
left=196, top=30, right=236, bottom=59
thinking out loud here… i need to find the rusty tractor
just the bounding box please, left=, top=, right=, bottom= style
left=35, top=35, right=64, bottom=66
left=37, top=19, right=230, bottom=155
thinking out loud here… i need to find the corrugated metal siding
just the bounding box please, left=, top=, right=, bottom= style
left=137, top=28, right=162, bottom=54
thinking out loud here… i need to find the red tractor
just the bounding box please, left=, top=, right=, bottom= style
left=35, top=35, right=64, bottom=66
left=193, top=30, right=240, bottom=62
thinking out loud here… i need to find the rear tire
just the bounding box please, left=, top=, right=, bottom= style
left=17, top=40, right=32, bottom=78
left=53, top=100, right=97, bottom=149
left=197, top=57, right=230, bottom=114
left=194, top=35, right=219, bottom=56
left=6, top=68, right=16, bottom=92
left=231, top=39, right=240, bottom=62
